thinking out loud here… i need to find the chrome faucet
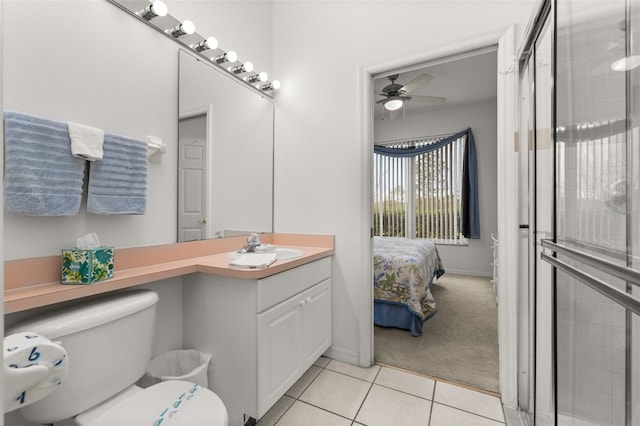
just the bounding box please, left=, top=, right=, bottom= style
left=238, top=232, right=262, bottom=253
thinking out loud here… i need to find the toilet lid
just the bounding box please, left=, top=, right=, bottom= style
left=78, top=380, right=228, bottom=426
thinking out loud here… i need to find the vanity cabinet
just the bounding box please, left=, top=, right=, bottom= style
left=183, top=257, right=331, bottom=426
left=257, top=277, right=330, bottom=414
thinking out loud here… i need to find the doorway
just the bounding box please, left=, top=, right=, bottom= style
left=178, top=110, right=210, bottom=242
left=371, top=47, right=501, bottom=394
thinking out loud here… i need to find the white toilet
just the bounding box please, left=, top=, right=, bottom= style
left=7, top=290, right=228, bottom=425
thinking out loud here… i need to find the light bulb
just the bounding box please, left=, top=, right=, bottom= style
left=230, top=61, right=253, bottom=74
left=259, top=80, right=281, bottom=91
left=226, top=51, right=238, bottom=63
left=384, top=98, right=404, bottom=111
left=181, top=20, right=195, bottom=35
left=168, top=20, right=195, bottom=37
left=246, top=72, right=269, bottom=83
left=230, top=61, right=254, bottom=74
left=139, top=0, right=168, bottom=20
left=193, top=37, right=218, bottom=52
left=213, top=51, right=237, bottom=64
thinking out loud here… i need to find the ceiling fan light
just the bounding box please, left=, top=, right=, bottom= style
left=612, top=55, right=640, bottom=71
left=384, top=98, right=404, bottom=111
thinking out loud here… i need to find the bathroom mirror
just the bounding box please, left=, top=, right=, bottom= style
left=178, top=49, right=274, bottom=241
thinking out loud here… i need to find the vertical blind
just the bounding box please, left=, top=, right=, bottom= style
left=373, top=128, right=479, bottom=243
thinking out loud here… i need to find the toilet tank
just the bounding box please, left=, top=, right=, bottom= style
left=6, top=290, right=159, bottom=424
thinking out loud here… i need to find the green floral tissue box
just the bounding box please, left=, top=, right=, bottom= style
left=61, top=247, right=114, bottom=284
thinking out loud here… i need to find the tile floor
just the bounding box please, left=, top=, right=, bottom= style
left=257, top=357, right=505, bottom=426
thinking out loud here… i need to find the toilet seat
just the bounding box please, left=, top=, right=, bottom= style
left=75, top=380, right=228, bottom=426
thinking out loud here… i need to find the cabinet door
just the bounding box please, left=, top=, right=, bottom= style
left=257, top=294, right=303, bottom=418
left=302, top=279, right=332, bottom=367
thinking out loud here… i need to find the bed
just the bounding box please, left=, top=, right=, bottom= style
left=374, top=236, right=445, bottom=336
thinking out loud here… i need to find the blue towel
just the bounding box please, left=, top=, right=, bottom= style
left=3, top=111, right=86, bottom=216
left=87, top=133, right=147, bottom=215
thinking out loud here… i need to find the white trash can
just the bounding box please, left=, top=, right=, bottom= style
left=140, top=349, right=211, bottom=388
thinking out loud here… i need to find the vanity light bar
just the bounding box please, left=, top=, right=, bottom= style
left=107, top=0, right=280, bottom=96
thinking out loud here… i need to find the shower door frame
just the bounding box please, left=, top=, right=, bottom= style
left=517, top=0, right=556, bottom=419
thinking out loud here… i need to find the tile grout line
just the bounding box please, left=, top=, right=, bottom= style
left=272, top=360, right=328, bottom=425
left=433, top=377, right=505, bottom=423
left=431, top=397, right=507, bottom=424
left=350, top=365, right=382, bottom=424
left=427, top=380, right=437, bottom=426
left=373, top=382, right=435, bottom=403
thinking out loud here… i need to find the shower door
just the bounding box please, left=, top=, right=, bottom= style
left=521, top=0, right=640, bottom=424
left=550, top=0, right=640, bottom=424
left=544, top=0, right=640, bottom=424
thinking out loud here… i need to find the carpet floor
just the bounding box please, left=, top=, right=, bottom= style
left=374, top=273, right=500, bottom=394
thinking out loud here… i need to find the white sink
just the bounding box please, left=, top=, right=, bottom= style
left=227, top=247, right=305, bottom=260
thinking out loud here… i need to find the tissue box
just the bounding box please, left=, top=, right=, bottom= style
left=61, top=247, right=114, bottom=284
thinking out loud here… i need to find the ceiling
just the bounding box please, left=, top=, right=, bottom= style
left=373, top=50, right=498, bottom=120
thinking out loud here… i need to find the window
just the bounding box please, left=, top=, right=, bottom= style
left=373, top=134, right=468, bottom=245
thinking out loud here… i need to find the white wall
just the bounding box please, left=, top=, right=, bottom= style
left=375, top=100, right=498, bottom=277
left=3, top=0, right=177, bottom=258
left=272, top=1, right=536, bottom=364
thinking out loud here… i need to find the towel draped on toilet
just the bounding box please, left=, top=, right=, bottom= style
left=3, top=332, right=68, bottom=413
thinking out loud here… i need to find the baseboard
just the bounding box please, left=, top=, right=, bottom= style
left=441, top=268, right=492, bottom=278
left=323, top=345, right=360, bottom=366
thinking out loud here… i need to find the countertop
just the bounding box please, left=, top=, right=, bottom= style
left=4, top=233, right=334, bottom=314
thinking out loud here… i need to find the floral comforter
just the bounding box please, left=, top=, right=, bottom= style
left=374, top=237, right=445, bottom=327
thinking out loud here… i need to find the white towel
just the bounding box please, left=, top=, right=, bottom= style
left=68, top=122, right=104, bottom=161
left=230, top=253, right=278, bottom=269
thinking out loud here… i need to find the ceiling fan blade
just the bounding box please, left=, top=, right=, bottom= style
left=375, top=98, right=387, bottom=104
left=409, top=95, right=446, bottom=103
left=399, top=73, right=433, bottom=94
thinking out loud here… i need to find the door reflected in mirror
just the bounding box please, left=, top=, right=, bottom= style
left=178, top=49, right=274, bottom=242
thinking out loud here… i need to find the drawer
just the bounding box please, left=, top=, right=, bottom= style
left=256, top=257, right=331, bottom=313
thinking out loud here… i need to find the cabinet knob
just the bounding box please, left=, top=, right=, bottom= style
left=299, top=296, right=312, bottom=307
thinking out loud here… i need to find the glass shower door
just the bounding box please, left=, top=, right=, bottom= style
left=549, top=0, right=640, bottom=424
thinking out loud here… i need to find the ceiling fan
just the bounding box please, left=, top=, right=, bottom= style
left=376, top=73, right=446, bottom=112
